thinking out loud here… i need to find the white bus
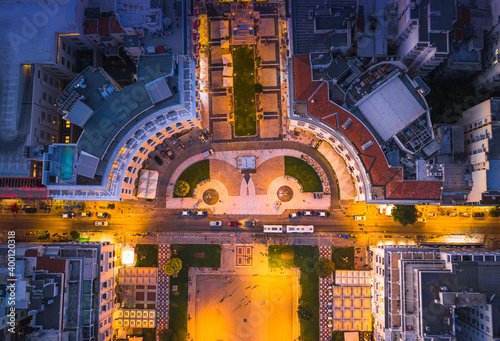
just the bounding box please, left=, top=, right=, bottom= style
left=263, top=225, right=284, bottom=233
left=286, top=225, right=314, bottom=234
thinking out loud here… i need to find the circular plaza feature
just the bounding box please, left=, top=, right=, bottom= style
left=277, top=185, right=293, bottom=202
left=203, top=189, right=219, bottom=205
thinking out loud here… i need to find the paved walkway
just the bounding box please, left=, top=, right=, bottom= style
left=319, top=246, right=333, bottom=341
left=317, top=142, right=355, bottom=200
left=165, top=148, right=333, bottom=214
left=156, top=244, right=171, bottom=338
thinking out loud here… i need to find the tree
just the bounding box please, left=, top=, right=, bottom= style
left=297, top=302, right=313, bottom=321
left=315, top=257, right=335, bottom=278
left=38, top=230, right=49, bottom=239
left=254, top=82, right=264, bottom=93
left=489, top=207, right=500, bottom=217
left=107, top=203, right=115, bottom=210
left=70, top=231, right=80, bottom=240
left=79, top=203, right=86, bottom=211
left=174, top=180, right=190, bottom=197
left=163, top=258, right=182, bottom=276
left=391, top=205, right=418, bottom=226
left=158, top=329, right=174, bottom=341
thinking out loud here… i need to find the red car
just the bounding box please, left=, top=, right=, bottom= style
left=228, top=221, right=241, bottom=227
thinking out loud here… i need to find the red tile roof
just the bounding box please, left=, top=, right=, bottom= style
left=98, top=17, right=110, bottom=36
left=109, top=17, right=123, bottom=34
left=292, top=55, right=443, bottom=200
left=25, top=249, right=38, bottom=257
left=84, top=19, right=98, bottom=35
left=36, top=257, right=66, bottom=274
left=156, top=46, right=166, bottom=54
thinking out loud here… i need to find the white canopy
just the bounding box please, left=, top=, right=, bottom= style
left=137, top=169, right=159, bottom=199
left=223, top=66, right=233, bottom=77
left=220, top=20, right=229, bottom=37
left=222, top=53, right=233, bottom=64
left=223, top=77, right=233, bottom=87
left=221, top=39, right=230, bottom=49
left=200, top=58, right=208, bottom=82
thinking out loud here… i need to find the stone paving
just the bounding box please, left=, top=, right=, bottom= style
left=258, top=67, right=279, bottom=87
left=319, top=246, right=333, bottom=341
left=156, top=244, right=171, bottom=337
left=165, top=149, right=332, bottom=214
left=317, top=142, right=356, bottom=200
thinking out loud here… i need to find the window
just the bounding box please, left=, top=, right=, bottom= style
left=64, top=136, right=70, bottom=143
left=49, top=77, right=53, bottom=86
left=65, top=120, right=71, bottom=128
left=42, top=92, right=47, bottom=101
left=43, top=74, right=48, bottom=82
left=61, top=56, right=65, bottom=65
left=52, top=135, right=55, bottom=142
left=41, top=111, right=46, bottom=120
left=67, top=46, right=71, bottom=54
left=62, top=42, right=66, bottom=51
left=55, top=81, right=59, bottom=89
left=52, top=116, right=57, bottom=125
left=66, top=61, right=70, bottom=69
left=47, top=114, right=51, bottom=122
left=40, top=131, right=45, bottom=139
left=46, top=133, right=51, bottom=141
left=48, top=96, right=52, bottom=104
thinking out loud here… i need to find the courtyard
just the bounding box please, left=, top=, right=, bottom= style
left=194, top=274, right=297, bottom=341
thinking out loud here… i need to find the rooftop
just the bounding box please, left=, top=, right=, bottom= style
left=292, top=55, right=442, bottom=201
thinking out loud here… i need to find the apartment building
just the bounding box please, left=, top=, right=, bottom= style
left=459, top=98, right=500, bottom=204
left=0, top=242, right=117, bottom=341
left=371, top=245, right=500, bottom=341
left=390, top=0, right=456, bottom=77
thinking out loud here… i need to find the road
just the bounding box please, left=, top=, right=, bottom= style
left=1, top=207, right=499, bottom=243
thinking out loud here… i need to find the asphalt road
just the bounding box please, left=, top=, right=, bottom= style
left=1, top=209, right=499, bottom=242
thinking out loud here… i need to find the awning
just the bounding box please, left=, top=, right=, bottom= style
left=223, top=77, right=233, bottom=87
left=223, top=66, right=233, bottom=76
left=222, top=53, right=233, bottom=64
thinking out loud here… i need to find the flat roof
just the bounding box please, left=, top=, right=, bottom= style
left=138, top=55, right=174, bottom=83
left=357, top=76, right=426, bottom=142
left=75, top=152, right=100, bottom=179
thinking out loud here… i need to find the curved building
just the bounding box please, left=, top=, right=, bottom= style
left=289, top=54, right=442, bottom=204
left=43, top=54, right=200, bottom=201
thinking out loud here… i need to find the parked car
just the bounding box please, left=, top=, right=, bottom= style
left=460, top=212, right=470, bottom=217
left=10, top=204, right=17, bottom=214
left=180, top=210, right=192, bottom=216
left=194, top=210, right=208, bottom=217
left=39, top=206, right=51, bottom=213
left=165, top=148, right=174, bottom=160
left=228, top=221, right=241, bottom=227
left=244, top=221, right=256, bottom=227
left=417, top=218, right=426, bottom=223
left=472, top=212, right=485, bottom=218
left=61, top=212, right=75, bottom=219
left=289, top=211, right=302, bottom=219
left=96, top=212, right=109, bottom=218
left=303, top=210, right=315, bottom=216
left=338, top=233, right=350, bottom=239
left=201, top=149, right=214, bottom=158
left=353, top=216, right=366, bottom=221
left=95, top=221, right=109, bottom=226
left=316, top=211, right=330, bottom=217
left=159, top=148, right=169, bottom=159
left=210, top=221, right=222, bottom=227
left=447, top=211, right=458, bottom=217
left=23, top=207, right=37, bottom=214
left=79, top=212, right=93, bottom=217
left=154, top=155, right=164, bottom=166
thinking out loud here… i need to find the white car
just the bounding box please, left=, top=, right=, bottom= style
left=317, top=211, right=330, bottom=217
left=353, top=216, right=366, bottom=221
left=302, top=210, right=315, bottom=216
left=210, top=221, right=222, bottom=227
left=95, top=221, right=109, bottom=226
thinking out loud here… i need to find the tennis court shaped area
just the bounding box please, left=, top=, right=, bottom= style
left=193, top=274, right=299, bottom=341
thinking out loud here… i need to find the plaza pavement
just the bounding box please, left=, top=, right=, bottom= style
left=165, top=149, right=332, bottom=214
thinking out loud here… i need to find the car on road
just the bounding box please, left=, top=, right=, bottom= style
left=417, top=218, right=426, bottom=223
left=194, top=210, right=208, bottom=217
left=303, top=210, right=315, bottom=216
left=228, top=221, right=241, bottom=227
left=447, top=211, right=458, bottom=217
left=201, top=149, right=215, bottom=158
left=95, top=221, right=109, bottom=226
left=289, top=211, right=302, bottom=219
left=210, top=221, right=222, bottom=227
left=23, top=207, right=37, bottom=213
left=61, top=212, right=75, bottom=219
left=64, top=205, right=72, bottom=210
left=353, top=216, right=366, bottom=221
left=154, top=155, right=164, bottom=166
left=180, top=210, right=192, bottom=216
left=165, top=148, right=174, bottom=160
left=472, top=212, right=485, bottom=218
left=338, top=233, right=350, bottom=239
left=460, top=212, right=471, bottom=217
left=317, top=211, right=330, bottom=217
left=96, top=212, right=109, bottom=218
left=79, top=212, right=93, bottom=217
left=244, top=221, right=256, bottom=227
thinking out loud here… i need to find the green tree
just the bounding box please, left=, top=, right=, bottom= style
left=70, top=231, right=80, bottom=240
left=38, top=230, right=49, bottom=239
left=315, top=257, right=335, bottom=278
left=107, top=203, right=115, bottom=210
left=158, top=329, right=174, bottom=341
left=254, top=82, right=264, bottom=93
left=163, top=258, right=182, bottom=276
left=297, top=302, right=313, bottom=321
left=174, top=180, right=190, bottom=197
left=391, top=205, right=418, bottom=226
left=79, top=203, right=86, bottom=211
left=489, top=207, right=500, bottom=217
